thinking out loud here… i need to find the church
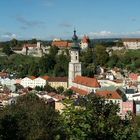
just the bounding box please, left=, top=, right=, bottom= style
left=68, top=30, right=100, bottom=96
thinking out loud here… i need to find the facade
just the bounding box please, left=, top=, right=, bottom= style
left=48, top=77, right=68, bottom=89
left=20, top=76, right=49, bottom=88
left=122, top=101, right=136, bottom=116
left=122, top=38, right=140, bottom=49
left=20, top=76, right=36, bottom=88
left=68, top=30, right=81, bottom=87
left=34, top=76, right=49, bottom=88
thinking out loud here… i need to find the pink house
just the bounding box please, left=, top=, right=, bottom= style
left=122, top=101, right=136, bottom=116
left=129, top=73, right=139, bottom=81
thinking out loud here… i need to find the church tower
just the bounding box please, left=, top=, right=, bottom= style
left=68, top=30, right=81, bottom=87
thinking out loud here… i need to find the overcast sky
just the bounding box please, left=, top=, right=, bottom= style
left=0, top=0, right=140, bottom=41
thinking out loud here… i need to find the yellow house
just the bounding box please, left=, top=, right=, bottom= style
left=48, top=77, right=68, bottom=89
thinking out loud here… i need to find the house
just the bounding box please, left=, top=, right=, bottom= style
left=129, top=73, right=139, bottom=81
left=48, top=77, right=68, bottom=89
left=52, top=40, right=72, bottom=49
left=20, top=76, right=36, bottom=88
left=96, top=90, right=123, bottom=115
left=122, top=38, right=140, bottom=49
left=122, top=101, right=136, bottom=116
left=71, top=75, right=100, bottom=95
left=34, top=76, right=49, bottom=88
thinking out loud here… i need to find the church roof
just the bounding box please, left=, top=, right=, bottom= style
left=73, top=76, right=100, bottom=88
left=71, top=30, right=80, bottom=50
left=70, top=86, right=88, bottom=96
left=82, top=35, right=90, bottom=43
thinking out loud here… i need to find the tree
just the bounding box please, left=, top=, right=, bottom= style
left=62, top=94, right=135, bottom=140
left=0, top=93, right=63, bottom=140
left=57, top=86, right=64, bottom=94
left=2, top=45, right=13, bottom=56
left=95, top=44, right=109, bottom=66
left=64, top=89, right=75, bottom=99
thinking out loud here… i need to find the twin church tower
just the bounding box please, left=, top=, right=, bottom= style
left=68, top=30, right=81, bottom=87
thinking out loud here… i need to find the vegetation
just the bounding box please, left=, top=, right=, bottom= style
left=0, top=93, right=139, bottom=140
left=0, top=39, right=140, bottom=78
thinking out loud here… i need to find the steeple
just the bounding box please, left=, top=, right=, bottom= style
left=68, top=29, right=81, bottom=87
left=71, top=29, right=80, bottom=50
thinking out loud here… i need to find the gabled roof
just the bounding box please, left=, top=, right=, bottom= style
left=73, top=76, right=100, bottom=88
left=28, top=76, right=36, bottom=80
left=96, top=90, right=122, bottom=99
left=41, top=76, right=49, bottom=80
left=70, top=86, right=88, bottom=96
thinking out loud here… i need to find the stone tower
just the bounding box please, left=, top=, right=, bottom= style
left=68, top=30, right=81, bottom=87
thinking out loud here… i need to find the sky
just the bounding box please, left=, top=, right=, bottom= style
left=0, top=0, right=140, bottom=41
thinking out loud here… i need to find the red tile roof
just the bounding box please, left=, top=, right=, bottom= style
left=28, top=76, right=36, bottom=80
left=73, top=76, right=100, bottom=88
left=70, top=86, right=88, bottom=96
left=47, top=92, right=65, bottom=101
left=52, top=41, right=71, bottom=48
left=82, top=35, right=90, bottom=43
left=41, top=76, right=49, bottom=80
left=96, top=90, right=122, bottom=99
left=0, top=72, right=8, bottom=77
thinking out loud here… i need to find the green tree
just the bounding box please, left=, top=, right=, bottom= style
left=95, top=44, right=109, bottom=66
left=2, top=45, right=13, bottom=56
left=57, top=86, right=64, bottom=94
left=62, top=94, right=134, bottom=140
left=64, top=89, right=75, bottom=99
left=0, top=93, right=62, bottom=140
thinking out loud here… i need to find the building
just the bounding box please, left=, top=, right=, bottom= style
left=34, top=76, right=49, bottom=87
left=96, top=90, right=123, bottom=115
left=52, top=40, right=72, bottom=49
left=68, top=30, right=81, bottom=87
left=48, top=77, right=68, bottom=89
left=71, top=76, right=100, bottom=94
left=20, top=76, right=36, bottom=88
left=122, top=38, right=140, bottom=49
left=80, top=35, right=90, bottom=50
left=122, top=101, right=136, bottom=116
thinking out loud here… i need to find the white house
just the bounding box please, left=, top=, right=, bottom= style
left=20, top=76, right=36, bottom=88
left=34, top=76, right=49, bottom=88
left=122, top=38, right=140, bottom=50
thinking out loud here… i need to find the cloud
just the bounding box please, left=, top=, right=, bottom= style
left=130, top=17, right=137, bottom=22
left=82, top=30, right=140, bottom=39
left=59, top=22, right=73, bottom=28
left=1, top=32, right=17, bottom=40
left=16, top=16, right=45, bottom=29
left=87, top=31, right=116, bottom=38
